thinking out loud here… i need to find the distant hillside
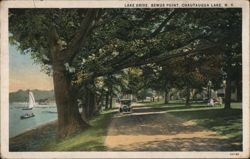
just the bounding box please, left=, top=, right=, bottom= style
left=9, top=89, right=55, bottom=102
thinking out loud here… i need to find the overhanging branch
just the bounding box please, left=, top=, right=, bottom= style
left=110, top=34, right=205, bottom=70
left=151, top=10, right=177, bottom=37
left=64, top=9, right=99, bottom=62
left=131, top=45, right=218, bottom=68
left=92, top=44, right=218, bottom=79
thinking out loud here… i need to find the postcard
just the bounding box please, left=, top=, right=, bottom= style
left=1, top=0, right=249, bottom=158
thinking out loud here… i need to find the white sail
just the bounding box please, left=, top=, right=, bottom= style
left=28, top=91, right=36, bottom=109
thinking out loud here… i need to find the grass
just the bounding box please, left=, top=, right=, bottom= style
left=144, top=100, right=242, bottom=146
left=41, top=109, right=115, bottom=151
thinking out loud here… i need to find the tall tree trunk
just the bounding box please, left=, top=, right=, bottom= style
left=236, top=79, right=242, bottom=102
left=96, top=90, right=103, bottom=106
left=83, top=82, right=97, bottom=119
left=109, top=85, right=113, bottom=109
left=207, top=87, right=210, bottom=99
left=88, top=91, right=96, bottom=117
left=47, top=12, right=97, bottom=138
left=164, top=81, right=169, bottom=104
left=224, top=77, right=232, bottom=109
left=105, top=92, right=109, bottom=110
left=84, top=88, right=90, bottom=119
left=53, top=65, right=89, bottom=138
left=164, top=90, right=169, bottom=104
left=185, top=87, right=191, bottom=106
left=191, top=89, right=196, bottom=101
left=96, top=91, right=103, bottom=112
left=100, top=93, right=105, bottom=110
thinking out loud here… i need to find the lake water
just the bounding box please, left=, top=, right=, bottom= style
left=9, top=103, right=58, bottom=138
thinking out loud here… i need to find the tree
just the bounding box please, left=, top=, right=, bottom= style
left=221, top=10, right=242, bottom=109
left=9, top=9, right=100, bottom=138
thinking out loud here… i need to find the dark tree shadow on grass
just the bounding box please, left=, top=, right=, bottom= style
left=152, top=105, right=214, bottom=112
left=169, top=108, right=242, bottom=146
left=111, top=137, right=242, bottom=151
left=68, top=140, right=107, bottom=151
left=9, top=121, right=57, bottom=151
left=109, top=103, right=242, bottom=151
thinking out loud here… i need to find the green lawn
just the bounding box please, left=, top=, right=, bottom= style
left=145, top=100, right=242, bottom=147
left=40, top=109, right=115, bottom=151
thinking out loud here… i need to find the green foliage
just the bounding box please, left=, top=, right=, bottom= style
left=10, top=8, right=240, bottom=78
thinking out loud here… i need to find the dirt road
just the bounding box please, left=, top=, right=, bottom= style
left=105, top=103, right=235, bottom=151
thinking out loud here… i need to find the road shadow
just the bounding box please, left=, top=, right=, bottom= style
left=170, top=108, right=242, bottom=142
left=110, top=137, right=242, bottom=151
left=110, top=107, right=207, bottom=136
left=107, top=104, right=242, bottom=151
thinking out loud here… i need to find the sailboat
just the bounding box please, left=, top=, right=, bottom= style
left=22, top=91, right=35, bottom=110
left=21, top=91, right=35, bottom=119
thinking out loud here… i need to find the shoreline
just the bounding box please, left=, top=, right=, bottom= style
left=10, top=120, right=58, bottom=139
left=10, top=120, right=58, bottom=151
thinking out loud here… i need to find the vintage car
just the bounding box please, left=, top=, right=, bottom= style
left=119, top=99, right=132, bottom=113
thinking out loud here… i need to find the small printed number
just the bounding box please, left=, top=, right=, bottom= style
left=230, top=153, right=239, bottom=156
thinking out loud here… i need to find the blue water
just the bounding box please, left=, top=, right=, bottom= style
left=9, top=103, right=58, bottom=138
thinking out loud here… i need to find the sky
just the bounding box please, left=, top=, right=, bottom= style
left=9, top=45, right=54, bottom=92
